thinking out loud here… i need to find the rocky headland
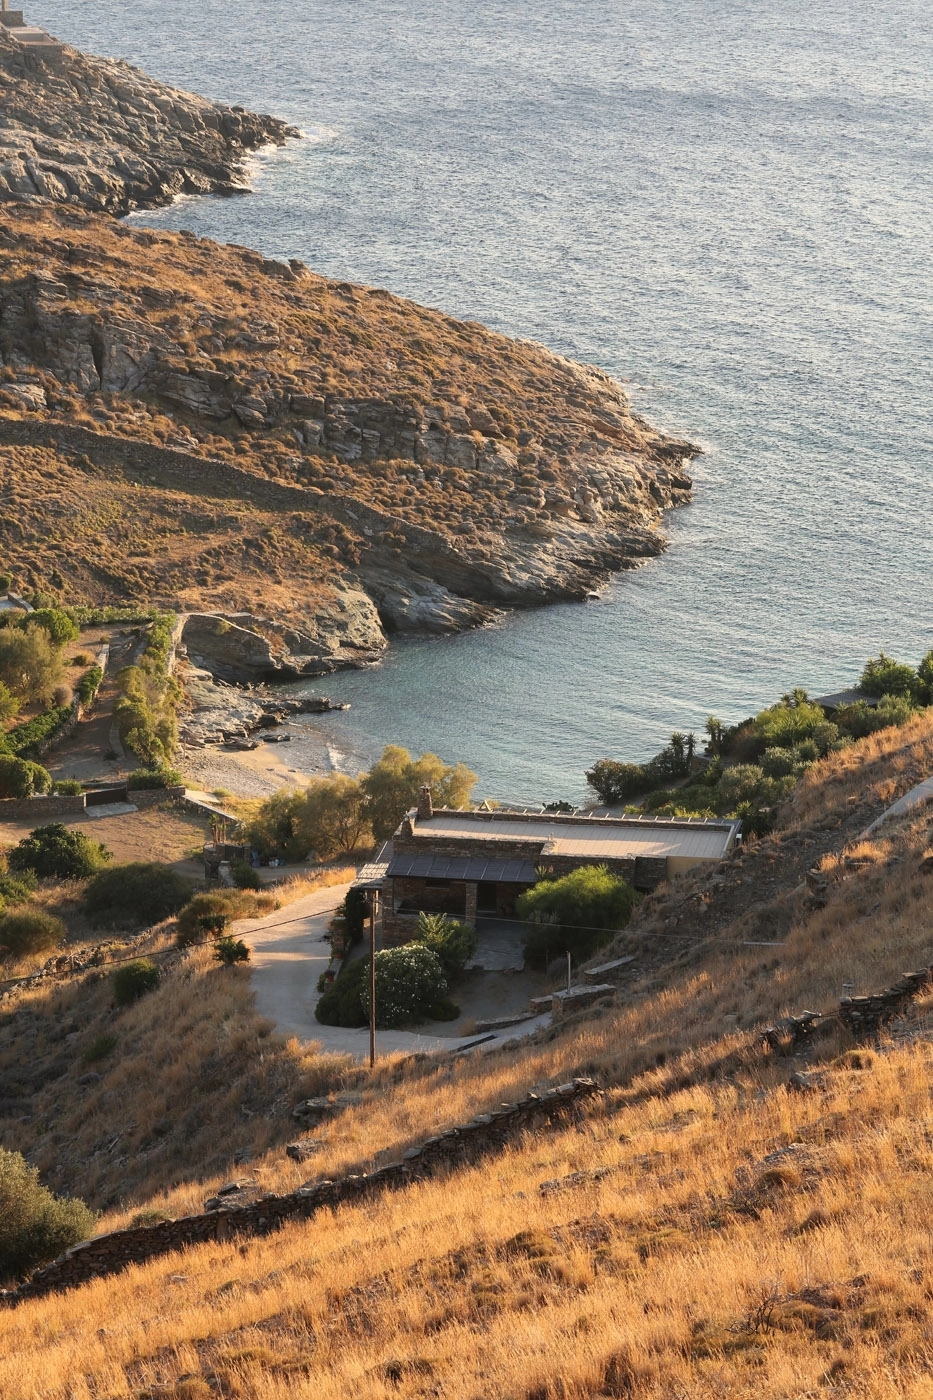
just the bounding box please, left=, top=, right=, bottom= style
left=0, top=31, right=700, bottom=682
left=0, top=18, right=294, bottom=213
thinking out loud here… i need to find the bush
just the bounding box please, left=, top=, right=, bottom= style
left=315, top=955, right=369, bottom=1027
left=230, top=859, right=261, bottom=890
left=518, top=865, right=638, bottom=966
left=111, top=958, right=160, bottom=1005
left=53, top=779, right=84, bottom=795
left=836, top=693, right=916, bottom=739
left=175, top=889, right=274, bottom=946
left=0, top=870, right=36, bottom=905
left=84, top=863, right=194, bottom=928
left=5, top=706, right=71, bottom=758
left=0, top=909, right=65, bottom=958
left=860, top=651, right=917, bottom=700
left=214, top=935, right=250, bottom=965
left=0, top=1147, right=96, bottom=1283
left=0, top=626, right=63, bottom=705
left=361, top=944, right=449, bottom=1028
left=82, top=1032, right=117, bottom=1064
left=8, top=823, right=110, bottom=880
left=0, top=753, right=52, bottom=798
left=126, top=767, right=183, bottom=791
left=23, top=608, right=79, bottom=647
left=753, top=695, right=828, bottom=749
left=76, top=664, right=103, bottom=706
left=0, top=680, right=20, bottom=722
left=342, top=886, right=369, bottom=946
left=415, top=911, right=477, bottom=980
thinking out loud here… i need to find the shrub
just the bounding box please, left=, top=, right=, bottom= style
left=0, top=626, right=63, bottom=705
left=23, top=608, right=79, bottom=647
left=175, top=889, right=274, bottom=946
left=0, top=909, right=65, bottom=958
left=0, top=573, right=11, bottom=593
left=76, top=664, right=103, bottom=706
left=0, top=753, right=52, bottom=798
left=53, top=779, right=84, bottom=795
left=126, top=767, right=183, bottom=791
left=315, top=955, right=369, bottom=1027
left=917, top=649, right=933, bottom=706
left=415, top=911, right=477, bottom=980
left=214, top=935, right=250, bottom=965
left=52, top=683, right=74, bottom=708
left=860, top=651, right=917, bottom=700
left=0, top=680, right=20, bottom=722
left=0, top=1147, right=96, bottom=1283
left=343, top=885, right=369, bottom=946
left=361, top=944, right=449, bottom=1028
left=114, top=663, right=180, bottom=768
left=518, top=865, right=638, bottom=966
left=585, top=758, right=655, bottom=804
left=5, top=706, right=71, bottom=758
left=81, top=1032, right=117, bottom=1064
left=111, top=958, right=160, bottom=1005
left=360, top=745, right=477, bottom=841
left=836, top=693, right=916, bottom=739
left=84, top=863, right=194, bottom=928
left=0, top=870, right=36, bottom=905
left=753, top=695, right=828, bottom=749
left=8, top=823, right=110, bottom=880
left=230, top=859, right=261, bottom=890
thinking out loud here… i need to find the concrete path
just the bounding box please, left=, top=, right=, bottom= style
left=862, top=775, right=933, bottom=836
left=238, top=883, right=550, bottom=1061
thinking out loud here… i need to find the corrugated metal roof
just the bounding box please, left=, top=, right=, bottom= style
left=387, top=853, right=539, bottom=884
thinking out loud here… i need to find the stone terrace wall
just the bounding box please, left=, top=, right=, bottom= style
left=5, top=1078, right=601, bottom=1304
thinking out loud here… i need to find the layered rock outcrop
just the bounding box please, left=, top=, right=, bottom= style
left=0, top=19, right=295, bottom=214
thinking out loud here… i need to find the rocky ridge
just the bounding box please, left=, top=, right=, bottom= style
left=0, top=18, right=295, bottom=214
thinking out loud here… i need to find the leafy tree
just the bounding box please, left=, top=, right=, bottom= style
left=360, top=943, right=451, bottom=1028
left=717, top=764, right=793, bottom=809
left=0, top=909, right=65, bottom=958
left=111, top=959, right=160, bottom=1005
left=361, top=745, right=478, bottom=841
left=83, top=863, right=194, bottom=927
left=859, top=651, right=917, bottom=700
left=916, top=649, right=933, bottom=706
left=0, top=680, right=20, bottom=723
left=8, top=823, right=110, bottom=880
left=114, top=665, right=180, bottom=768
left=517, top=864, right=638, bottom=966
left=416, top=911, right=477, bottom=980
left=0, top=754, right=52, bottom=799
left=299, top=774, right=371, bottom=859
left=0, top=1148, right=96, bottom=1283
left=836, top=693, right=916, bottom=739
left=704, top=715, right=725, bottom=756
left=585, top=758, right=656, bottom=804
left=0, top=626, right=64, bottom=704
left=241, top=789, right=306, bottom=863
left=342, top=886, right=369, bottom=945
left=23, top=608, right=79, bottom=647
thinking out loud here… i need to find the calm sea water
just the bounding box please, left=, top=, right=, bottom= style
left=34, top=0, right=933, bottom=801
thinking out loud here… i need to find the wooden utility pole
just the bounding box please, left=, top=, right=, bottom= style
left=368, top=890, right=378, bottom=1068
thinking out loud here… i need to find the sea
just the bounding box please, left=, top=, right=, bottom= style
left=32, top=0, right=933, bottom=803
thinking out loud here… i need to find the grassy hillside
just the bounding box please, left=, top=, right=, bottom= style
left=1, top=713, right=931, bottom=1397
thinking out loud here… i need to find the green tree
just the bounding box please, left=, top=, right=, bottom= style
left=23, top=608, right=79, bottom=647
left=0, top=626, right=63, bottom=705
left=361, top=745, right=478, bottom=841
left=298, top=774, right=372, bottom=859
left=517, top=864, right=638, bottom=966
left=704, top=715, right=725, bottom=756
left=860, top=651, right=917, bottom=700
left=916, top=649, right=933, bottom=706
left=0, top=680, right=20, bottom=723
left=214, top=935, right=250, bottom=965
left=8, top=823, right=110, bottom=880
left=0, top=1148, right=96, bottom=1283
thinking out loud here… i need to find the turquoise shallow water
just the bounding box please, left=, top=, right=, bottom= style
left=33, top=0, right=933, bottom=801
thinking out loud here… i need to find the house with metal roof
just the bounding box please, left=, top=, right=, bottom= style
left=377, top=787, right=741, bottom=944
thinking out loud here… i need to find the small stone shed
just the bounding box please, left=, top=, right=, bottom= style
left=379, top=790, right=741, bottom=945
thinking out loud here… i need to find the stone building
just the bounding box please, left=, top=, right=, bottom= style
left=378, top=788, right=741, bottom=945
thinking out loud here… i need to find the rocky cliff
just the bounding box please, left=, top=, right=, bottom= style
left=0, top=31, right=699, bottom=677
left=0, top=19, right=295, bottom=214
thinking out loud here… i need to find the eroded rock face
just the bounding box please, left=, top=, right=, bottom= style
left=0, top=23, right=295, bottom=215
left=182, top=588, right=385, bottom=682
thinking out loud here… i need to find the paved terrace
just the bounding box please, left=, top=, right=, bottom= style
left=412, top=811, right=740, bottom=861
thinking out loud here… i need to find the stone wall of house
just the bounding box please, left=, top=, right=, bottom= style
left=4, top=1078, right=601, bottom=1304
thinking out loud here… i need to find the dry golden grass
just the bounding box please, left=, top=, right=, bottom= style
left=1, top=716, right=932, bottom=1396
left=786, top=708, right=933, bottom=829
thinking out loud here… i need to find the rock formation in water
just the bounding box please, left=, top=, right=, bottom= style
left=0, top=31, right=699, bottom=680
left=0, top=18, right=294, bottom=214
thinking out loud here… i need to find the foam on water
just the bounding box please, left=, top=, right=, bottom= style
left=30, top=0, right=933, bottom=801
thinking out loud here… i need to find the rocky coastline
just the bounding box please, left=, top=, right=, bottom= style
left=0, top=30, right=701, bottom=692
left=0, top=18, right=296, bottom=214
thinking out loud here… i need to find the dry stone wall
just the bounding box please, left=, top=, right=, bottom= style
left=5, top=1078, right=601, bottom=1303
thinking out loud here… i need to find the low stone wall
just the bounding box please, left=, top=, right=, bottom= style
left=0, top=792, right=87, bottom=819
left=839, top=967, right=933, bottom=1037
left=6, top=1078, right=601, bottom=1303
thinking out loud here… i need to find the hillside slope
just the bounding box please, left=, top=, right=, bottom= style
left=1, top=714, right=932, bottom=1397
left=0, top=202, right=696, bottom=664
